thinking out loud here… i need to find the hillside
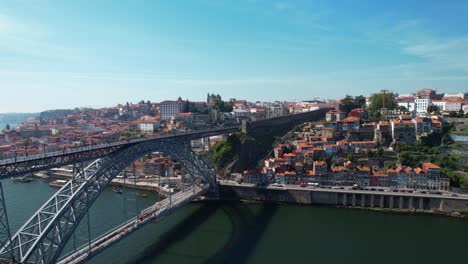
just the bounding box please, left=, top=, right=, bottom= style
left=0, top=113, right=39, bottom=129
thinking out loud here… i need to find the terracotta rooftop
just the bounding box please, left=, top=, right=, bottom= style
left=343, top=116, right=360, bottom=123
left=373, top=172, right=388, bottom=177
left=423, top=162, right=440, bottom=169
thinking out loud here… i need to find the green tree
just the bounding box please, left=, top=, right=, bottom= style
left=368, top=92, right=397, bottom=112
left=427, top=105, right=439, bottom=113
left=355, top=95, right=367, bottom=108
left=366, top=149, right=374, bottom=158
left=347, top=154, right=354, bottom=162
left=377, top=147, right=384, bottom=158
left=215, top=100, right=233, bottom=113
left=212, top=133, right=243, bottom=169
left=340, top=95, right=365, bottom=114
left=397, top=105, right=408, bottom=112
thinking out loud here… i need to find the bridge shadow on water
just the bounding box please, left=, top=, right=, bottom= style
left=126, top=201, right=278, bottom=264
left=124, top=203, right=219, bottom=264
left=204, top=202, right=278, bottom=264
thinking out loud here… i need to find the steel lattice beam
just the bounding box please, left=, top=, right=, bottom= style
left=0, top=127, right=238, bottom=179
left=0, top=140, right=215, bottom=264
left=0, top=182, right=14, bottom=263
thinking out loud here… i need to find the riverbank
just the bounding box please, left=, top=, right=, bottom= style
left=30, top=171, right=173, bottom=194
left=110, top=179, right=170, bottom=196
left=217, top=183, right=468, bottom=219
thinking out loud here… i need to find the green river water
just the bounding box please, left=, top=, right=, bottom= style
left=1, top=179, right=467, bottom=264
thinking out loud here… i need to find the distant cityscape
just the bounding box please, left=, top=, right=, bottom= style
left=1, top=89, right=467, bottom=158
left=0, top=89, right=467, bottom=192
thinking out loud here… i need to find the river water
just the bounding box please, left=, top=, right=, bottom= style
left=1, top=179, right=467, bottom=264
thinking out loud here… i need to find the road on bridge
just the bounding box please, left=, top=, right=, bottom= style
left=58, top=184, right=209, bottom=264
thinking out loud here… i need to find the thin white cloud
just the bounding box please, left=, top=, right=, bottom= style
left=273, top=2, right=293, bottom=10
left=401, top=37, right=468, bottom=70
left=361, top=19, right=468, bottom=83
left=0, top=14, right=85, bottom=62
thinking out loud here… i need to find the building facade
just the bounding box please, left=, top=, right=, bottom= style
left=415, top=98, right=431, bottom=113
left=160, top=97, right=187, bottom=120
left=266, top=105, right=287, bottom=119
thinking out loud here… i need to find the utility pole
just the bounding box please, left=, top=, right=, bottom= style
left=157, top=173, right=161, bottom=204
left=167, top=170, right=172, bottom=208
left=381, top=89, right=394, bottom=108
left=381, top=89, right=389, bottom=109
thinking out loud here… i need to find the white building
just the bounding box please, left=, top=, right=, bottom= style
left=431, top=100, right=446, bottom=111
left=443, top=93, right=466, bottom=100
left=445, top=101, right=462, bottom=112
left=415, top=98, right=431, bottom=113
left=160, top=97, right=187, bottom=120
left=190, top=138, right=205, bottom=149
left=397, top=101, right=416, bottom=112
left=462, top=104, right=468, bottom=113
left=138, top=121, right=159, bottom=133
left=266, top=105, right=287, bottom=119
left=233, top=108, right=252, bottom=118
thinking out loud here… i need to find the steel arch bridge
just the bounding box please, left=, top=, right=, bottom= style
left=0, top=139, right=216, bottom=264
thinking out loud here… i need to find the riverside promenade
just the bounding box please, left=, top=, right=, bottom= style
left=218, top=181, right=468, bottom=216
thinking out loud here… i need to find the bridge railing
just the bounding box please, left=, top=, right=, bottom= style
left=58, top=214, right=140, bottom=262
left=57, top=185, right=208, bottom=264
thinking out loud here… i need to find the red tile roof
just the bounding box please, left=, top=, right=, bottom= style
left=373, top=172, right=388, bottom=177
left=422, top=162, right=440, bottom=169
left=343, top=116, right=360, bottom=123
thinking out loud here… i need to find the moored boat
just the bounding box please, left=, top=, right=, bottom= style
left=48, top=180, right=68, bottom=188
left=12, top=176, right=34, bottom=183
left=113, top=186, right=123, bottom=194
left=136, top=192, right=148, bottom=198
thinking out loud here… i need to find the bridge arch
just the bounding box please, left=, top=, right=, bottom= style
left=0, top=140, right=216, bottom=264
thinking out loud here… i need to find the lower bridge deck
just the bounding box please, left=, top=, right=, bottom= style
left=58, top=185, right=209, bottom=264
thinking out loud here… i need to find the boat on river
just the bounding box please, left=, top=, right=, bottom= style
left=113, top=186, right=123, bottom=194
left=12, top=176, right=34, bottom=183
left=136, top=192, right=148, bottom=198
left=48, top=180, right=68, bottom=188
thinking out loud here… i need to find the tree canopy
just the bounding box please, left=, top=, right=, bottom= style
left=340, top=95, right=366, bottom=114
left=427, top=105, right=439, bottom=113
left=368, top=92, right=397, bottom=112
left=449, top=111, right=465, bottom=118
left=215, top=100, right=233, bottom=113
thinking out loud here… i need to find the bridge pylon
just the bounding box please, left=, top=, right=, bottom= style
left=0, top=182, right=14, bottom=263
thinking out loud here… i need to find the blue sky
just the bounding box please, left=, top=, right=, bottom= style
left=1, top=0, right=468, bottom=112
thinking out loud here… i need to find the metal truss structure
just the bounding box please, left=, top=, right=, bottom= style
left=0, top=145, right=123, bottom=179
left=0, top=127, right=238, bottom=179
left=0, top=182, right=14, bottom=262
left=0, top=140, right=216, bottom=264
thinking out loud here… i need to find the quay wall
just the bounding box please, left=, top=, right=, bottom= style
left=219, top=184, right=468, bottom=216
